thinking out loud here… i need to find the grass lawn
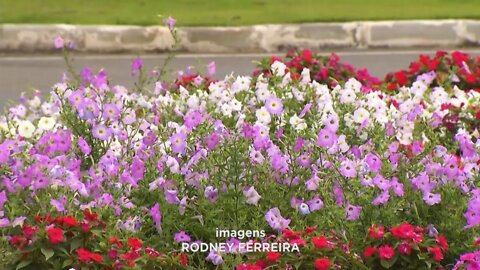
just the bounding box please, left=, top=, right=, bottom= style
left=1, top=0, right=480, bottom=26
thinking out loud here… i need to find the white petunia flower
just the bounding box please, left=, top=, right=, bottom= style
left=339, top=89, right=356, bottom=104
left=255, top=107, right=271, bottom=124
left=38, top=117, right=55, bottom=131
left=271, top=61, right=287, bottom=77
left=289, top=114, right=307, bottom=131
left=353, top=107, right=370, bottom=124
left=18, top=120, right=35, bottom=138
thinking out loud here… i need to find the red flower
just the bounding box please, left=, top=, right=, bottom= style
left=428, top=246, right=444, bottom=261
left=108, top=249, right=117, bottom=259
left=236, top=264, right=262, bottom=270
left=46, top=227, right=63, bottom=244
left=466, top=74, right=477, bottom=84
left=9, top=235, right=24, bottom=248
left=80, top=221, right=90, bottom=233
left=368, top=225, right=385, bottom=240
left=474, top=238, right=480, bottom=247
left=397, top=241, right=412, bottom=255
left=282, top=229, right=300, bottom=240
left=303, top=226, right=316, bottom=234
left=21, top=225, right=37, bottom=239
left=90, top=253, right=103, bottom=263
left=390, top=223, right=415, bottom=240
left=266, top=251, right=281, bottom=262
left=394, top=71, right=408, bottom=86
left=312, top=236, right=328, bottom=249
left=363, top=246, right=377, bottom=258
left=83, top=209, right=97, bottom=221
left=108, top=236, right=123, bottom=249
left=378, top=245, right=395, bottom=260
left=77, top=248, right=92, bottom=262
left=314, top=257, right=330, bottom=270
left=62, top=216, right=78, bottom=227
left=180, top=252, right=188, bottom=266
left=436, top=235, right=448, bottom=251
left=127, top=237, right=142, bottom=250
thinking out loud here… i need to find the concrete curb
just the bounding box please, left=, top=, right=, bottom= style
left=1, top=20, right=480, bottom=53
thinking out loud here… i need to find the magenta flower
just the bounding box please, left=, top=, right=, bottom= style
left=130, top=157, right=145, bottom=181
left=50, top=196, right=67, bottom=212
left=317, top=128, right=336, bottom=148
left=184, top=110, right=203, bottom=129
left=0, top=191, right=6, bottom=210
left=150, top=203, right=162, bottom=233
left=207, top=61, right=216, bottom=77
left=163, top=16, right=176, bottom=30
left=174, top=231, right=191, bottom=243
left=204, top=133, right=220, bottom=150
left=131, top=57, right=143, bottom=75
left=296, top=153, right=311, bottom=168
left=92, top=124, right=111, bottom=140
left=77, top=136, right=91, bottom=155
left=364, top=153, right=382, bottom=173
left=265, top=96, right=283, bottom=115
left=53, top=36, right=64, bottom=49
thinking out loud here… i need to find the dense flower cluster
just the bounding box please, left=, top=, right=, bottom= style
left=0, top=39, right=480, bottom=269
left=363, top=223, right=448, bottom=269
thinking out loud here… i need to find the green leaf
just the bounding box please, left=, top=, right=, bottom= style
left=16, top=260, right=32, bottom=270
left=62, top=259, right=73, bottom=268
left=41, top=247, right=55, bottom=261
left=380, top=258, right=396, bottom=269
left=70, top=238, right=83, bottom=252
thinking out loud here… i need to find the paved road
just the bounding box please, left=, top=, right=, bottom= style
left=1, top=49, right=480, bottom=110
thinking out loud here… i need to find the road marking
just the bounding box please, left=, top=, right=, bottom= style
left=2, top=49, right=480, bottom=61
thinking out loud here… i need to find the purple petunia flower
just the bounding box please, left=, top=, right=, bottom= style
left=372, top=190, right=390, bottom=206
left=204, top=186, right=219, bottom=203
left=364, top=153, right=382, bottom=173
left=317, top=128, right=336, bottom=148
left=174, top=231, right=191, bottom=243
left=131, top=57, right=143, bottom=75
left=50, top=196, right=67, bottom=212
left=0, top=218, right=10, bottom=228
left=296, top=153, right=311, bottom=168
left=77, top=136, right=91, bottom=155
left=165, top=189, right=180, bottom=204
left=184, top=110, right=203, bottom=129
left=103, top=103, right=121, bottom=120
left=265, top=208, right=290, bottom=231
left=345, top=203, right=362, bottom=221
left=307, top=195, right=324, bottom=212
left=423, top=192, right=441, bottom=205
left=92, top=124, right=111, bottom=141
left=150, top=203, right=162, bottom=233
left=206, top=251, right=223, bottom=265
left=163, top=16, right=176, bottom=30
left=0, top=191, right=6, bottom=210
left=206, top=61, right=216, bottom=77
left=265, top=96, right=283, bottom=115
left=169, top=132, right=187, bottom=154
left=53, top=36, right=64, bottom=49
left=339, top=159, right=357, bottom=178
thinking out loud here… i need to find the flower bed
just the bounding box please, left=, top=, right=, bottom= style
left=0, top=37, right=480, bottom=269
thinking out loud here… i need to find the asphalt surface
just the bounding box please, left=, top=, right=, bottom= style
left=1, top=49, right=480, bottom=111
